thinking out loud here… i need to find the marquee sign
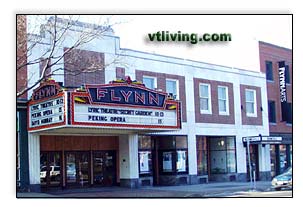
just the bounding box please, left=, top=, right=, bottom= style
left=28, top=80, right=66, bottom=131
left=27, top=78, right=181, bottom=132
left=71, top=81, right=181, bottom=129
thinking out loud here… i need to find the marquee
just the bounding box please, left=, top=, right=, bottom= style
left=28, top=78, right=181, bottom=132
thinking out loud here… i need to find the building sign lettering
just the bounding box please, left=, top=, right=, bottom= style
left=278, top=61, right=288, bottom=121
left=86, top=85, right=167, bottom=108
left=29, top=97, right=65, bottom=129
left=72, top=81, right=181, bottom=129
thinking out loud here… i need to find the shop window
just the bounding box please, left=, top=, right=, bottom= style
left=138, top=136, right=153, bottom=175
left=158, top=136, right=188, bottom=175
left=265, top=61, right=273, bottom=81
left=143, top=76, right=157, bottom=90
left=268, top=101, right=276, bottom=123
left=196, top=136, right=208, bottom=175
left=270, top=145, right=277, bottom=177
left=166, top=79, right=179, bottom=100
left=209, top=137, right=236, bottom=174
left=279, top=145, right=287, bottom=173
left=218, top=86, right=229, bottom=115
left=199, top=83, right=212, bottom=114
left=245, top=89, right=257, bottom=117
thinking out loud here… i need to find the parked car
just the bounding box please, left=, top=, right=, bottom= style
left=271, top=167, right=292, bottom=191
left=40, top=166, right=60, bottom=181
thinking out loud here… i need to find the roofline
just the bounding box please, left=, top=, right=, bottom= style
left=259, top=41, right=292, bottom=51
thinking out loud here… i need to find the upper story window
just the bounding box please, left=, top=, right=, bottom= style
left=218, top=86, right=229, bottom=115
left=268, top=100, right=276, bottom=123
left=199, top=83, right=212, bottom=114
left=143, top=76, right=157, bottom=90
left=166, top=79, right=179, bottom=100
left=285, top=65, right=290, bottom=84
left=245, top=89, right=257, bottom=117
left=266, top=61, right=273, bottom=81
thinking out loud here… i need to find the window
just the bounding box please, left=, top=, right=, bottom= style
left=158, top=136, right=188, bottom=174
left=209, top=137, right=236, bottom=174
left=196, top=136, right=208, bottom=175
left=143, top=76, right=156, bottom=89
left=199, top=83, right=212, bottom=114
left=286, top=102, right=292, bottom=124
left=138, top=136, right=153, bottom=175
left=166, top=79, right=179, bottom=100
left=218, top=86, right=229, bottom=115
left=268, top=101, right=276, bottom=123
left=285, top=65, right=290, bottom=84
left=245, top=89, right=257, bottom=117
left=266, top=61, right=273, bottom=81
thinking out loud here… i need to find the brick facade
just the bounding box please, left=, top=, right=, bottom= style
left=259, top=41, right=292, bottom=133
left=17, top=15, right=28, bottom=99
left=193, top=78, right=235, bottom=124
left=64, top=48, right=105, bottom=88
left=136, top=70, right=187, bottom=122
left=240, top=84, right=263, bottom=125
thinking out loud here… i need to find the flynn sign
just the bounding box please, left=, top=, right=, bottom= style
left=28, top=80, right=65, bottom=131
left=71, top=80, right=181, bottom=129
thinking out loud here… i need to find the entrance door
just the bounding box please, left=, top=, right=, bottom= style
left=93, top=151, right=116, bottom=186
left=65, top=152, right=90, bottom=187
left=40, top=152, right=62, bottom=188
left=246, top=145, right=259, bottom=181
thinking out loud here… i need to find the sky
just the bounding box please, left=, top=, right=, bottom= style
left=27, top=14, right=292, bottom=72
left=77, top=15, right=292, bottom=72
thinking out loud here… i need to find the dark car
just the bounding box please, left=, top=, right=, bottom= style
left=271, top=167, right=292, bottom=191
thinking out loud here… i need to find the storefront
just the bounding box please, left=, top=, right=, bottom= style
left=242, top=135, right=284, bottom=181
left=196, top=136, right=237, bottom=182
left=27, top=78, right=181, bottom=191
left=269, top=133, right=292, bottom=177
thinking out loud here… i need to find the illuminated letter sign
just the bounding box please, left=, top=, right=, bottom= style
left=86, top=85, right=167, bottom=108
left=71, top=83, right=181, bottom=130
left=31, top=80, right=61, bottom=101
left=28, top=80, right=65, bottom=131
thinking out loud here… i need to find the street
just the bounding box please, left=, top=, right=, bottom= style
left=17, top=181, right=293, bottom=198
left=228, top=190, right=292, bottom=197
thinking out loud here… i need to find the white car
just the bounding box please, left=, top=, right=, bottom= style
left=40, top=166, right=61, bottom=181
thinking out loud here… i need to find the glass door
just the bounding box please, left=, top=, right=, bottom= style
left=246, top=145, right=259, bottom=181
left=93, top=151, right=116, bottom=186
left=66, top=153, right=76, bottom=185
left=78, top=152, right=90, bottom=186
left=65, top=152, right=90, bottom=187
left=40, top=152, right=61, bottom=188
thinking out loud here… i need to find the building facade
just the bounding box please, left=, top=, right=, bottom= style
left=259, top=41, right=293, bottom=178
left=17, top=17, right=277, bottom=192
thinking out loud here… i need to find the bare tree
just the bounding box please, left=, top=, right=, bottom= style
left=17, top=15, right=124, bottom=98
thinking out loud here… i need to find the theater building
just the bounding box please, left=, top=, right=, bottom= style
left=259, top=41, right=293, bottom=178
left=17, top=18, right=275, bottom=192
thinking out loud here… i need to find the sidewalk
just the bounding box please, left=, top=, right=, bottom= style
left=17, top=181, right=272, bottom=198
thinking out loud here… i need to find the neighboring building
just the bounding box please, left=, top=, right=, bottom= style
left=259, top=41, right=293, bottom=178
left=17, top=15, right=30, bottom=191
left=17, top=17, right=274, bottom=192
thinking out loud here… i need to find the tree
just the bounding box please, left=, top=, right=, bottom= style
left=17, top=15, right=122, bottom=98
